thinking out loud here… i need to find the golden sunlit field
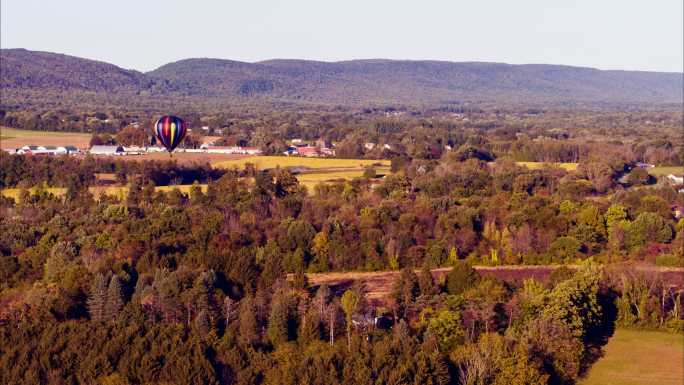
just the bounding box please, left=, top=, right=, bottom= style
left=213, top=156, right=391, bottom=191
left=215, top=155, right=389, bottom=170
left=580, top=329, right=683, bottom=385
left=648, top=166, right=684, bottom=176
left=0, top=127, right=92, bottom=149
left=1, top=167, right=386, bottom=199
left=516, top=161, right=579, bottom=171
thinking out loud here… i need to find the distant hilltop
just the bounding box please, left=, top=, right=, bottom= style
left=1, top=48, right=682, bottom=108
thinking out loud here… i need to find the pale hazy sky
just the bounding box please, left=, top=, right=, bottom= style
left=2, top=0, right=682, bottom=72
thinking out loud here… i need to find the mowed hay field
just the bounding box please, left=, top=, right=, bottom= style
left=516, top=161, right=579, bottom=171
left=0, top=127, right=92, bottom=149
left=215, top=156, right=391, bottom=191
left=1, top=156, right=391, bottom=198
left=580, top=329, right=684, bottom=385
left=215, top=156, right=389, bottom=170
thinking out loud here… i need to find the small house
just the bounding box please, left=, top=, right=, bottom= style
left=635, top=162, right=655, bottom=169
left=295, top=146, right=320, bottom=157
left=123, top=146, right=144, bottom=155
left=241, top=147, right=262, bottom=155
left=90, top=145, right=124, bottom=156
left=672, top=205, right=683, bottom=220
left=667, top=174, right=684, bottom=185
left=17, top=145, right=39, bottom=154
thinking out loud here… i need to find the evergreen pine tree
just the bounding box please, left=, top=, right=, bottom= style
left=238, top=295, right=259, bottom=346
left=419, top=264, right=437, bottom=296
left=87, top=273, right=108, bottom=322
left=105, top=275, right=124, bottom=321
left=195, top=309, right=211, bottom=335
left=267, top=292, right=290, bottom=346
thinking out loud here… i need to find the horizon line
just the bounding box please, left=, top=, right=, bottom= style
left=3, top=47, right=683, bottom=75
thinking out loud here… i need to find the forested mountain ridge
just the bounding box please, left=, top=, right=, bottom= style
left=1, top=48, right=682, bottom=107
left=0, top=48, right=151, bottom=92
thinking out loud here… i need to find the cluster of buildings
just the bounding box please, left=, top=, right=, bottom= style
left=4, top=145, right=80, bottom=155
left=197, top=144, right=262, bottom=155
left=88, top=145, right=263, bottom=156
left=667, top=174, right=683, bottom=185
left=284, top=139, right=335, bottom=157
left=364, top=142, right=394, bottom=151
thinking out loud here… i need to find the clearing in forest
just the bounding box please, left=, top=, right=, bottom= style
left=516, top=161, right=579, bottom=171
left=579, top=328, right=683, bottom=385
left=214, top=155, right=389, bottom=170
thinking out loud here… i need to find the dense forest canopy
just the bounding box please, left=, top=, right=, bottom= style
left=0, top=140, right=682, bottom=383
left=1, top=48, right=683, bottom=385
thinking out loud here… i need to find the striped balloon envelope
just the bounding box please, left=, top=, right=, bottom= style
left=154, top=115, right=187, bottom=153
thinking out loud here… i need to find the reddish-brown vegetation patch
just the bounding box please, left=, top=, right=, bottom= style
left=304, top=265, right=684, bottom=306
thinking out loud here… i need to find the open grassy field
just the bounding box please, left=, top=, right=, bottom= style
left=580, top=329, right=683, bottom=385
left=1, top=157, right=391, bottom=199
left=0, top=127, right=93, bottom=149
left=296, top=167, right=391, bottom=190
left=516, top=161, right=579, bottom=171
left=215, top=156, right=389, bottom=170
left=648, top=166, right=684, bottom=177
left=213, top=156, right=391, bottom=191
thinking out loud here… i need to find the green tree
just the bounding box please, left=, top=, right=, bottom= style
left=391, top=267, right=420, bottom=319
left=604, top=204, right=627, bottom=229
left=419, top=264, right=437, bottom=296
left=548, top=236, right=582, bottom=263
left=446, top=261, right=479, bottom=295
left=363, top=166, right=377, bottom=179
left=626, top=212, right=673, bottom=249
left=341, top=289, right=360, bottom=350
left=427, top=309, right=464, bottom=352
left=267, top=290, right=292, bottom=347
left=542, top=263, right=602, bottom=340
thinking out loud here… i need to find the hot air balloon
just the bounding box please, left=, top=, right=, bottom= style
left=154, top=115, right=187, bottom=154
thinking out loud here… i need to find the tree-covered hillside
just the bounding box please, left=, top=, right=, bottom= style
left=1, top=49, right=682, bottom=109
